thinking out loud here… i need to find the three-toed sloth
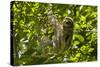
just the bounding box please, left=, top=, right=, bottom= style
left=47, top=13, right=74, bottom=52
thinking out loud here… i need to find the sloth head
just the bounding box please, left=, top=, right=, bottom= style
left=63, top=17, right=74, bottom=28
left=63, top=17, right=73, bottom=25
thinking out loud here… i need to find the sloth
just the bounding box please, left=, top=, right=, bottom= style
left=48, top=13, right=74, bottom=52
left=40, top=10, right=74, bottom=53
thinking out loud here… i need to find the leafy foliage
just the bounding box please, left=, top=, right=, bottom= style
left=11, top=1, right=97, bottom=66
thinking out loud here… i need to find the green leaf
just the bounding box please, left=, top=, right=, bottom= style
left=80, top=15, right=86, bottom=21
left=88, top=48, right=94, bottom=52
left=75, top=24, right=80, bottom=29
left=78, top=35, right=84, bottom=42
left=76, top=53, right=81, bottom=58
left=73, top=41, right=80, bottom=46
left=73, top=34, right=84, bottom=42
left=81, top=24, right=87, bottom=28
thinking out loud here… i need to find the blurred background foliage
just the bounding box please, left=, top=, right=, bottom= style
left=11, top=1, right=97, bottom=66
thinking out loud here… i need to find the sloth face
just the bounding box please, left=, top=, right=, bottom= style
left=63, top=17, right=74, bottom=27
left=63, top=17, right=74, bottom=33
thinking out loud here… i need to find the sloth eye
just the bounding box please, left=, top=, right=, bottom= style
left=66, top=21, right=72, bottom=24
